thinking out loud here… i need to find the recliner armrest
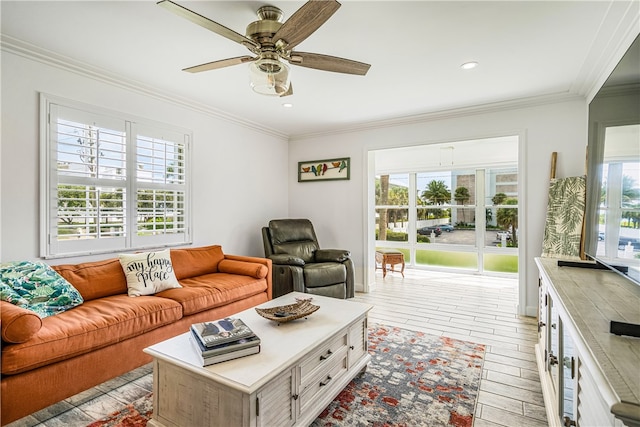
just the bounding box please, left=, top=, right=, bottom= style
left=269, top=254, right=305, bottom=267
left=315, top=249, right=350, bottom=263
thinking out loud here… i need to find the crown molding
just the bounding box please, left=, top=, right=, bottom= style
left=0, top=35, right=289, bottom=141
left=571, top=0, right=640, bottom=103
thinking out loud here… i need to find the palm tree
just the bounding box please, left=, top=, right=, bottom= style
left=421, top=180, right=451, bottom=205
left=492, top=193, right=507, bottom=205
left=378, top=175, right=389, bottom=240
left=421, top=180, right=451, bottom=220
left=388, top=186, right=409, bottom=226
left=496, top=198, right=518, bottom=246
left=454, top=186, right=470, bottom=223
left=622, top=175, right=640, bottom=208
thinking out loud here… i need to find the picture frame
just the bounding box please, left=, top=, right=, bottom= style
left=298, top=157, right=350, bottom=182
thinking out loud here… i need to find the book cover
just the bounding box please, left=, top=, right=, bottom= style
left=191, top=317, right=256, bottom=348
left=190, top=330, right=260, bottom=357
left=189, top=335, right=260, bottom=366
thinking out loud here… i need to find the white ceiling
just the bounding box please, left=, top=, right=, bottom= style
left=1, top=1, right=638, bottom=137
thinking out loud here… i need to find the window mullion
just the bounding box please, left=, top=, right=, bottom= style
left=476, top=169, right=486, bottom=272
left=44, top=103, right=59, bottom=256
left=126, top=121, right=136, bottom=249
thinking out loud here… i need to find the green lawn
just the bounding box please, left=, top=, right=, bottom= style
left=484, top=253, right=519, bottom=273
left=416, top=250, right=477, bottom=269
left=376, top=248, right=518, bottom=273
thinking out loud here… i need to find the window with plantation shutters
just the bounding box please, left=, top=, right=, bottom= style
left=41, top=95, right=191, bottom=258
left=133, top=126, right=188, bottom=247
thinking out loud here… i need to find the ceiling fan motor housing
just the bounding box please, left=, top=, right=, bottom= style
left=246, top=6, right=284, bottom=53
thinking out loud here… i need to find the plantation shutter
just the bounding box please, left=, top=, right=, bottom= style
left=46, top=104, right=128, bottom=256
left=41, top=96, right=191, bottom=258
left=131, top=123, right=189, bottom=248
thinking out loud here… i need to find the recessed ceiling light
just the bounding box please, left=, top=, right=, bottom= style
left=461, top=61, right=478, bottom=70
left=282, top=103, right=293, bottom=108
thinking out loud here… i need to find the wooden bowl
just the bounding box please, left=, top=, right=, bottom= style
left=255, top=300, right=319, bottom=323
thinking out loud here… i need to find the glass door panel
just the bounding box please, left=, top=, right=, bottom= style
left=414, top=249, right=477, bottom=270
left=483, top=253, right=518, bottom=273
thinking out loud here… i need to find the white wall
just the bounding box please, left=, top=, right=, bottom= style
left=288, top=98, right=588, bottom=316
left=0, top=47, right=590, bottom=316
left=0, top=52, right=289, bottom=264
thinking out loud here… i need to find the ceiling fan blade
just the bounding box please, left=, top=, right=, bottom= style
left=157, top=0, right=259, bottom=49
left=273, top=0, right=341, bottom=50
left=288, top=52, right=370, bottom=75
left=183, top=56, right=256, bottom=73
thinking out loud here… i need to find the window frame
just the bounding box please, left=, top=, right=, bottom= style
left=40, top=94, right=192, bottom=258
left=375, top=166, right=519, bottom=274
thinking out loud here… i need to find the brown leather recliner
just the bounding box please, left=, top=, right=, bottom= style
left=262, top=219, right=355, bottom=299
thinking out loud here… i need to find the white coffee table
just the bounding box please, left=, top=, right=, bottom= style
left=144, top=292, right=372, bottom=427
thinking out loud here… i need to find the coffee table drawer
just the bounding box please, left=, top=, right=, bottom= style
left=299, top=332, right=348, bottom=382
left=299, top=350, right=348, bottom=414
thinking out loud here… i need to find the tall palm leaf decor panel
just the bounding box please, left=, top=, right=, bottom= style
left=542, top=176, right=586, bottom=260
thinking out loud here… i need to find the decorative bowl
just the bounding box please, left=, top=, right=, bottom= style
left=255, top=300, right=319, bottom=323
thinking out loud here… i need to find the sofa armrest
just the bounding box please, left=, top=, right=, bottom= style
left=315, top=249, right=350, bottom=263
left=218, top=259, right=268, bottom=279
left=1, top=301, right=42, bottom=343
left=223, top=254, right=273, bottom=300
left=224, top=254, right=271, bottom=267
left=268, top=254, right=305, bottom=267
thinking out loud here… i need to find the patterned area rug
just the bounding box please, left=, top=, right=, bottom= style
left=87, top=393, right=153, bottom=427
left=88, top=325, right=485, bottom=427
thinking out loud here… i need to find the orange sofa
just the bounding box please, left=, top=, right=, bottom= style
left=0, top=245, right=272, bottom=425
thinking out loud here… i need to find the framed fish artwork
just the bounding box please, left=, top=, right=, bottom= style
left=298, top=157, right=350, bottom=182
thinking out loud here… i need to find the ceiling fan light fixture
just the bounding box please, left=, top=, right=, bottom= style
left=249, top=56, right=291, bottom=96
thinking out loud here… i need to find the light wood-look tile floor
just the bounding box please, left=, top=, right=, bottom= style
left=7, top=268, right=546, bottom=427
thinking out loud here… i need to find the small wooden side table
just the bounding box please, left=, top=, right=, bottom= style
left=375, top=249, right=405, bottom=278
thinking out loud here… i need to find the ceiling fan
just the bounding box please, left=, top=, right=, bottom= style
left=157, top=0, right=371, bottom=97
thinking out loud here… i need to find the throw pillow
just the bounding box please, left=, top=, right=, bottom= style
left=119, top=249, right=181, bottom=297
left=0, top=261, right=84, bottom=318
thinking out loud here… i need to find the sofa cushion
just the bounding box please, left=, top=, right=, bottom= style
left=0, top=302, right=42, bottom=343
left=170, top=245, right=225, bottom=280
left=53, top=259, right=128, bottom=301
left=119, top=249, right=181, bottom=297
left=0, top=261, right=84, bottom=318
left=218, top=259, right=268, bottom=279
left=157, top=273, right=267, bottom=316
left=1, top=295, right=183, bottom=375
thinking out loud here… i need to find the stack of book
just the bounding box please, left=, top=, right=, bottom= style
left=189, top=317, right=260, bottom=366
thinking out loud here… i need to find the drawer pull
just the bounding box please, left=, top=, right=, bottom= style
left=320, top=375, right=332, bottom=387
left=349, top=345, right=355, bottom=350
left=319, top=350, right=333, bottom=361
left=292, top=394, right=299, bottom=400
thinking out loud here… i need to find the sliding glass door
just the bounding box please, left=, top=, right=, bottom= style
left=375, top=166, right=518, bottom=275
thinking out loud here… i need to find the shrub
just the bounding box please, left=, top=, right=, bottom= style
left=386, top=230, right=408, bottom=241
